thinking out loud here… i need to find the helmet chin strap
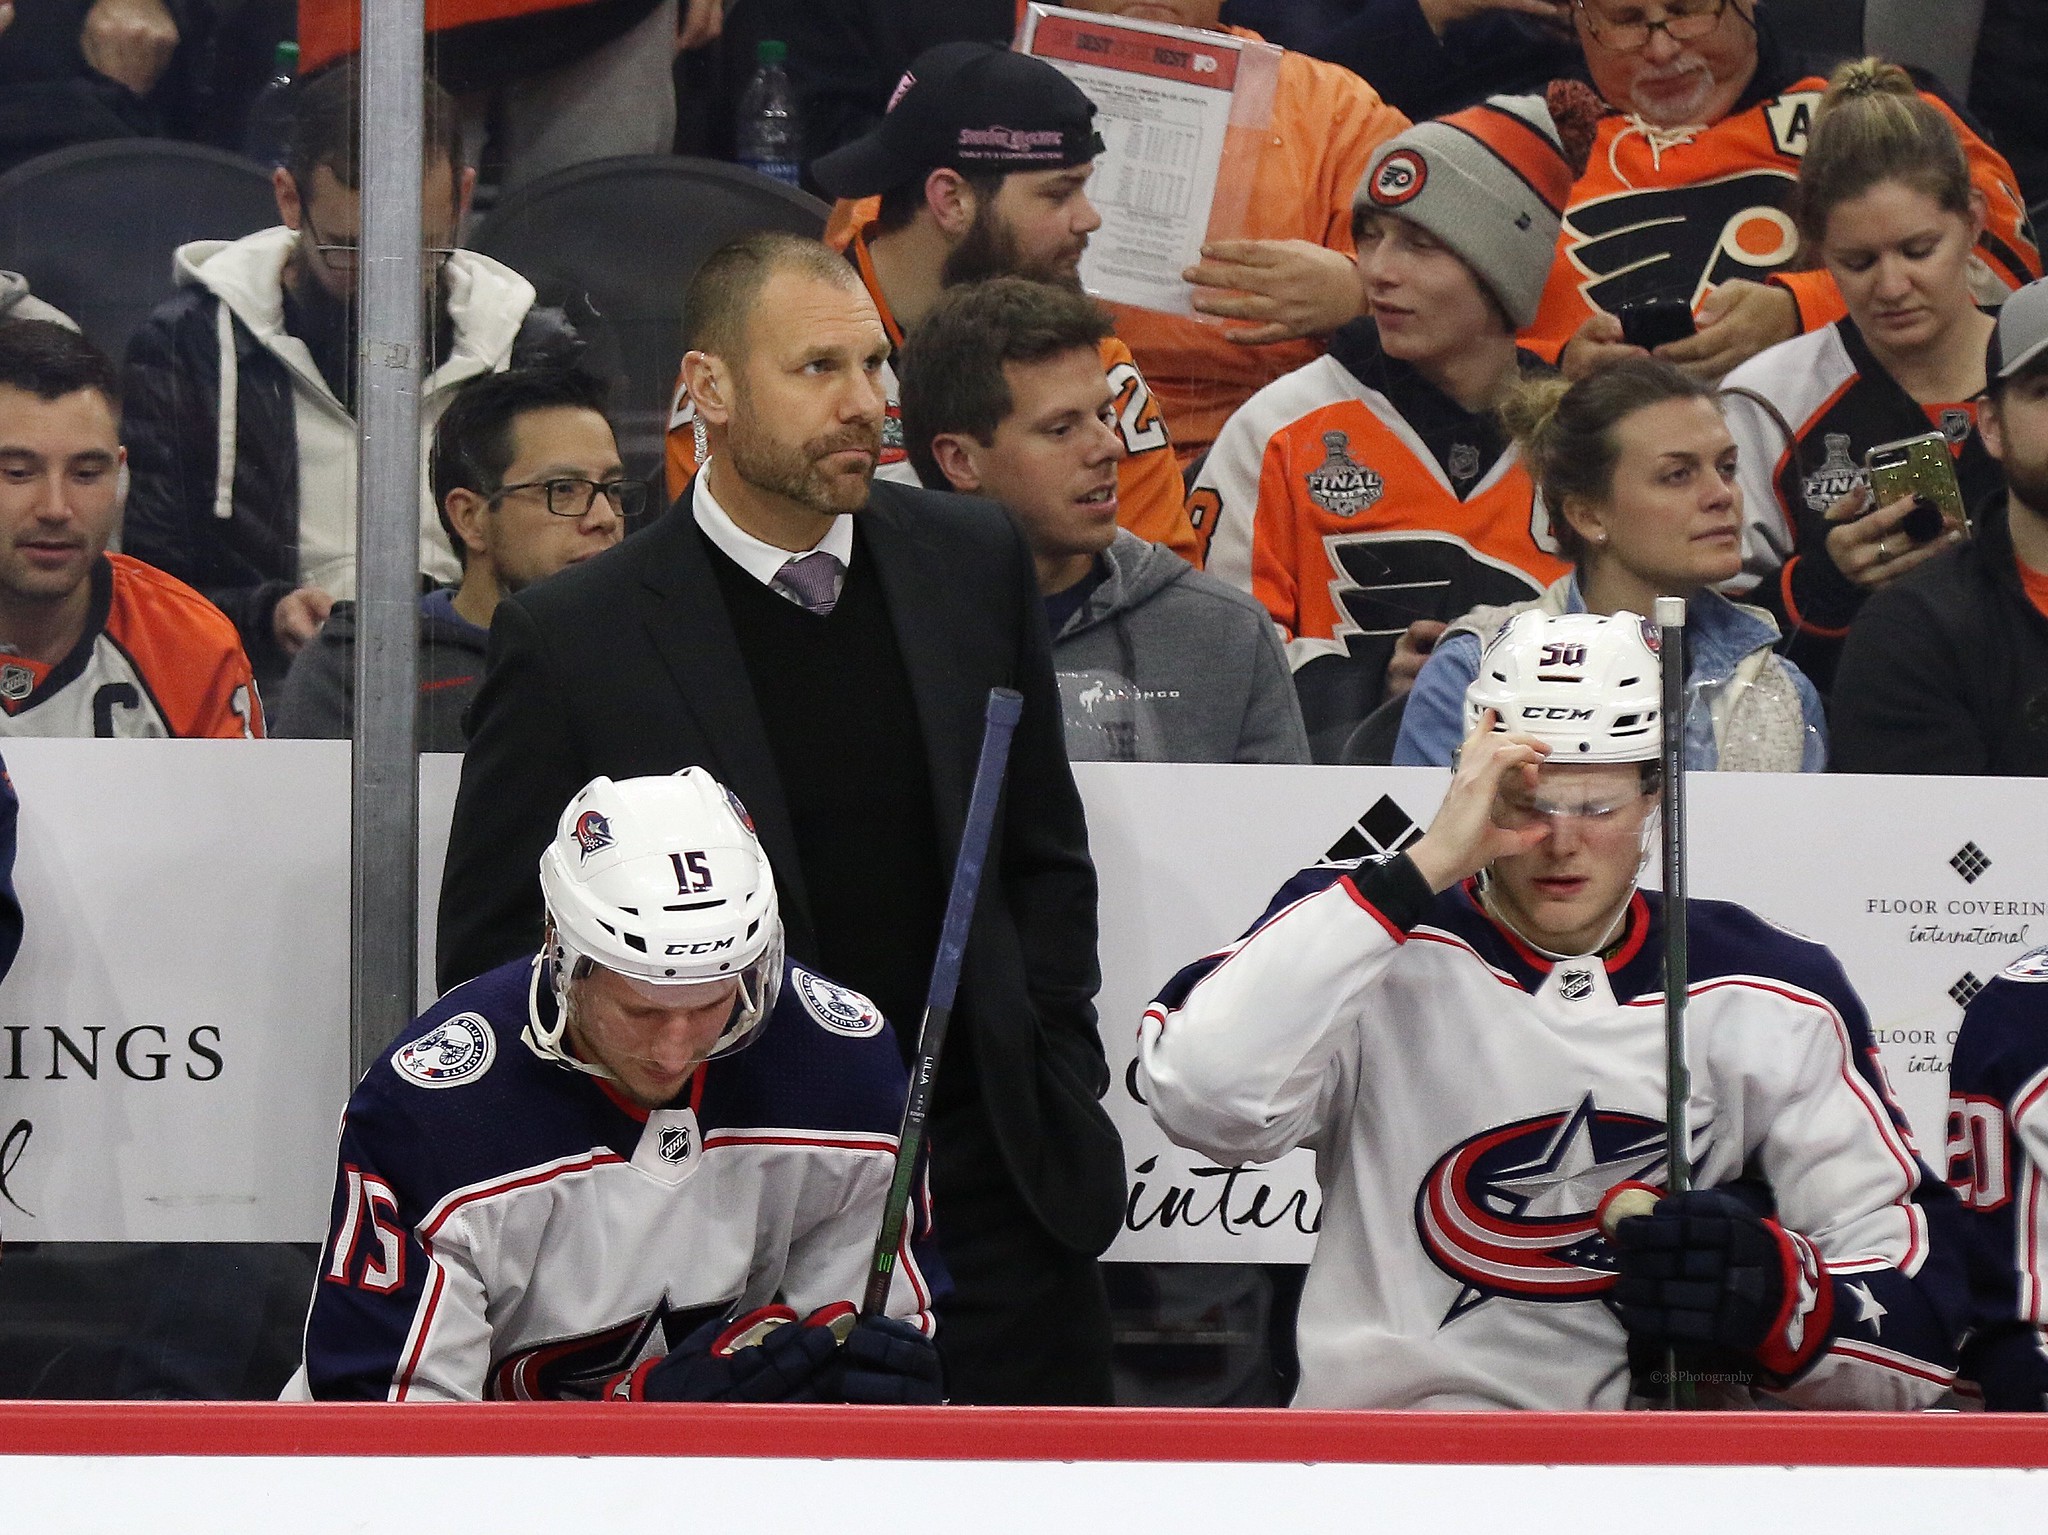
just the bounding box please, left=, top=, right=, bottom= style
left=524, top=951, right=621, bottom=1083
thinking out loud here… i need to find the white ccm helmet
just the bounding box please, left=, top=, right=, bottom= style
left=528, top=769, right=784, bottom=1073
left=1464, top=610, right=1663, bottom=762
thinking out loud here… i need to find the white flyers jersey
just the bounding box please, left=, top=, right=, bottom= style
left=289, top=955, right=939, bottom=1401
left=1140, top=858, right=1966, bottom=1410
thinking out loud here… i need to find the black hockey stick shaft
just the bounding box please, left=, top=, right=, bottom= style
left=861, top=687, right=1025, bottom=1317
left=1654, top=596, right=1694, bottom=1410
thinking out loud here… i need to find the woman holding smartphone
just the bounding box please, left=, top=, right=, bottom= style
left=1721, top=58, right=2008, bottom=695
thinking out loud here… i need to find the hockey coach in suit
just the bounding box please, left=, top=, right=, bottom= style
left=438, top=231, right=1123, bottom=1404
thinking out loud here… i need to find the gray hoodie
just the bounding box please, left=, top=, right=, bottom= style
left=1051, top=530, right=1309, bottom=764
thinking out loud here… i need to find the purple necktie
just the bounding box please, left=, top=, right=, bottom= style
left=773, top=550, right=842, bottom=615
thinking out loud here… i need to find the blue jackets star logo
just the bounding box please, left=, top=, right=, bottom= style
left=1415, top=1093, right=1681, bottom=1322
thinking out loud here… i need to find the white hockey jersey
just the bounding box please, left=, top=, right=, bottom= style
left=1140, top=857, right=1966, bottom=1410
left=290, top=954, right=940, bottom=1401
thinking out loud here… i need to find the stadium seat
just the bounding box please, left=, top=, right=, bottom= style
left=0, top=140, right=278, bottom=364
left=1865, top=0, right=1984, bottom=99
left=471, top=155, right=830, bottom=489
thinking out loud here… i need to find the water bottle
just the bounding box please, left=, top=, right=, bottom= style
left=736, top=40, right=801, bottom=187
left=242, top=40, right=300, bottom=169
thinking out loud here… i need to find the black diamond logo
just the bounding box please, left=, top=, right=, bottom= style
left=1324, top=795, right=1423, bottom=863
left=1950, top=972, right=1986, bottom=1009
left=1950, top=841, right=1992, bottom=883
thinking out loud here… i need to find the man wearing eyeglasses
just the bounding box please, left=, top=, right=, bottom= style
left=271, top=367, right=632, bottom=750
left=1525, top=0, right=2037, bottom=382
left=119, top=60, right=585, bottom=693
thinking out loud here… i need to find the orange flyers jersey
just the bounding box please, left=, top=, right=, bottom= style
left=1522, top=79, right=2039, bottom=362
left=300, top=1, right=588, bottom=73
left=1107, top=32, right=1409, bottom=466
left=1193, top=337, right=1568, bottom=756
left=665, top=225, right=1198, bottom=561
left=0, top=554, right=263, bottom=739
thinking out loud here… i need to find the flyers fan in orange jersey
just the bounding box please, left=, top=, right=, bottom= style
left=0, top=554, right=263, bottom=739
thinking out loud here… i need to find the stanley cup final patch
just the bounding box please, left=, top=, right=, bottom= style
left=392, top=1013, right=497, bottom=1089
left=794, top=971, right=885, bottom=1038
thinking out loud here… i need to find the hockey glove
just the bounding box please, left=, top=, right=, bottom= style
left=612, top=1304, right=843, bottom=1403
left=1607, top=1186, right=1836, bottom=1389
left=838, top=1314, right=944, bottom=1405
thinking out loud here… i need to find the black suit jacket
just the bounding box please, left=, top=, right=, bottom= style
left=437, top=479, right=1124, bottom=1256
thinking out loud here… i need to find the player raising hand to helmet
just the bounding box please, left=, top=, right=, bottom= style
left=1140, top=610, right=1965, bottom=1409
left=289, top=769, right=942, bottom=1403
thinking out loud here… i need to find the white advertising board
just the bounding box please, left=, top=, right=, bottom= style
left=1, top=744, right=2041, bottom=1259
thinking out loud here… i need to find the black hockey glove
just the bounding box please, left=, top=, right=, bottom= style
left=1608, top=1187, right=1836, bottom=1390
left=612, top=1304, right=843, bottom=1403
left=837, top=1314, right=944, bottom=1405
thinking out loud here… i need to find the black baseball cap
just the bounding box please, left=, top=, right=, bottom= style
left=811, top=42, right=1105, bottom=200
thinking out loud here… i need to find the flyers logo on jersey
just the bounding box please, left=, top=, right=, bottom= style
left=1563, top=170, right=1798, bottom=314
left=1414, top=1093, right=1667, bottom=1321
left=1369, top=150, right=1428, bottom=208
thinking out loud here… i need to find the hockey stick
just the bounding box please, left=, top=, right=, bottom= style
left=860, top=686, right=1025, bottom=1318
left=1654, top=595, right=1694, bottom=1409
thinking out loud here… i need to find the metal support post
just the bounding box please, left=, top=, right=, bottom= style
left=350, top=2, right=427, bottom=1079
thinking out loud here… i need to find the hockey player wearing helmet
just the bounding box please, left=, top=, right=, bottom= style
left=291, top=770, right=944, bottom=1404
left=1141, top=610, right=1967, bottom=1409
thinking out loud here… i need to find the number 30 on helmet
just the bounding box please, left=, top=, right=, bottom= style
left=528, top=769, right=784, bottom=1070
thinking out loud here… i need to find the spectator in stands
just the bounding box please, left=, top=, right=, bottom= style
left=1830, top=278, right=2048, bottom=776
left=1191, top=98, right=1575, bottom=762
left=271, top=367, right=632, bottom=749
left=672, top=42, right=1196, bottom=562
left=1532, top=0, right=2036, bottom=384
left=440, top=232, right=1123, bottom=1405
left=119, top=62, right=582, bottom=690
left=298, top=1, right=708, bottom=191
left=0, top=274, right=73, bottom=331
left=0, top=0, right=214, bottom=176
left=1721, top=60, right=2004, bottom=698
left=1050, top=1, right=1411, bottom=466
left=1222, top=0, right=1583, bottom=122
left=899, top=276, right=1308, bottom=764
left=0, top=318, right=261, bottom=737
left=1396, top=357, right=1824, bottom=770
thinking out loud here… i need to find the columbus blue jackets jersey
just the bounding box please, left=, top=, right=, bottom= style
left=1947, top=946, right=2048, bottom=1410
left=1139, top=857, right=1966, bottom=1410
left=289, top=954, right=940, bottom=1401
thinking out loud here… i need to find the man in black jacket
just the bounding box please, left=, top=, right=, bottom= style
left=438, top=232, right=1122, bottom=1403
left=1832, top=279, right=2048, bottom=775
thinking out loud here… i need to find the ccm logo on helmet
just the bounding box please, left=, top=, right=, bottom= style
left=1520, top=706, right=1595, bottom=721
left=664, top=937, right=736, bottom=956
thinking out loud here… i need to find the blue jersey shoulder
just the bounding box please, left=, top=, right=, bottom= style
left=1953, top=950, right=2048, bottom=1099
left=345, top=956, right=626, bottom=1209
left=1682, top=895, right=1866, bottom=1020
left=701, top=959, right=909, bottom=1138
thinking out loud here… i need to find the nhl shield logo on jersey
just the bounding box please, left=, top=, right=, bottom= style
left=1414, top=1094, right=1668, bottom=1321
left=1305, top=431, right=1383, bottom=516
left=574, top=810, right=615, bottom=862
left=392, top=1012, right=497, bottom=1089
left=794, top=970, right=885, bottom=1038
left=0, top=663, right=32, bottom=703
left=1802, top=433, right=1865, bottom=512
